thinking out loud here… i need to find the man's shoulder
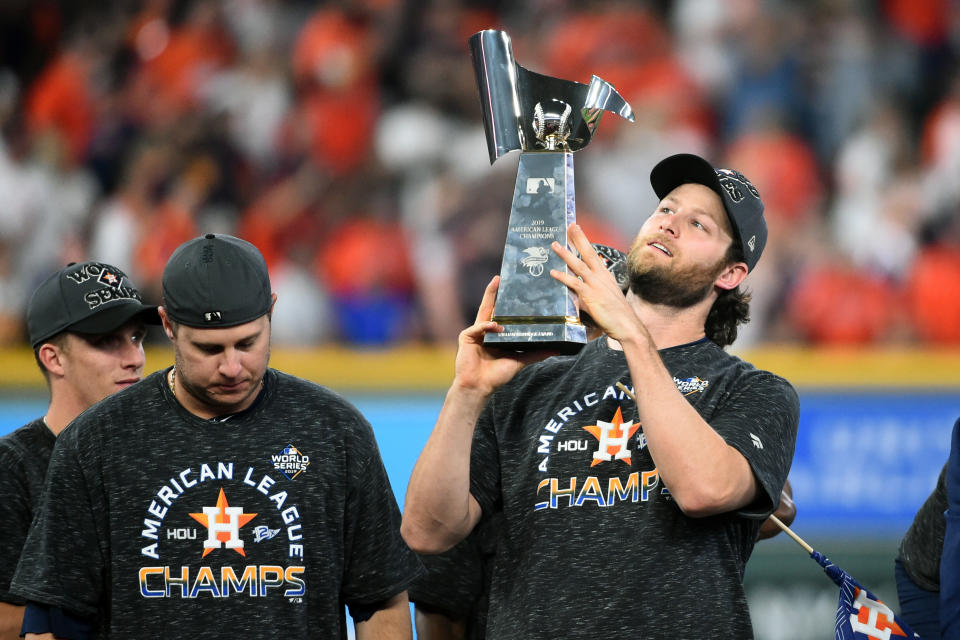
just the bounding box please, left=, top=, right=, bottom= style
left=690, top=341, right=796, bottom=389
left=270, top=368, right=327, bottom=391
left=0, top=418, right=51, bottom=464
left=698, top=347, right=800, bottom=423
left=269, top=369, right=353, bottom=405
left=727, top=352, right=797, bottom=395
left=267, top=369, right=368, bottom=423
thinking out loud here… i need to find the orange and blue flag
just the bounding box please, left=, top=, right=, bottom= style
left=812, top=550, right=920, bottom=640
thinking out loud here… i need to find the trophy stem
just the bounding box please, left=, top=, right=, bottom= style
left=483, top=151, right=586, bottom=352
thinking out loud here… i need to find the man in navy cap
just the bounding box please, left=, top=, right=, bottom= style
left=0, top=261, right=159, bottom=640
left=13, top=235, right=420, bottom=639
left=403, top=154, right=800, bottom=638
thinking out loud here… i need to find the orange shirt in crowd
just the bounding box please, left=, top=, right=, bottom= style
left=907, top=245, right=960, bottom=343
left=25, top=51, right=95, bottom=163
left=788, top=264, right=897, bottom=344
left=316, top=218, right=414, bottom=296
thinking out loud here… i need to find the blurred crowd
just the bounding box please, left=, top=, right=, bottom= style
left=1, top=0, right=959, bottom=347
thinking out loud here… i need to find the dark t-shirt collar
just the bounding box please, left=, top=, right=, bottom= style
left=601, top=334, right=712, bottom=355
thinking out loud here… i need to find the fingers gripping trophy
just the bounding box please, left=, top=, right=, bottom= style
left=469, top=29, right=635, bottom=352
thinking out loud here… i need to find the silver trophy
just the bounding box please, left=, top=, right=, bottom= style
left=469, top=29, right=634, bottom=351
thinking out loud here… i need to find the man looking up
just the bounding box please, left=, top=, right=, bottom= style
left=403, top=154, right=800, bottom=638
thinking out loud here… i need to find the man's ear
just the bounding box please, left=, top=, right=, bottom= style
left=715, top=262, right=748, bottom=291
left=267, top=292, right=277, bottom=320
left=158, top=306, right=175, bottom=341
left=37, top=342, right=65, bottom=377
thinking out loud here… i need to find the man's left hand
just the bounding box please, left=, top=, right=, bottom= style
left=550, top=223, right=643, bottom=343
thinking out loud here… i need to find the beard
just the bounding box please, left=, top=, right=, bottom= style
left=173, top=347, right=269, bottom=415
left=627, top=243, right=726, bottom=309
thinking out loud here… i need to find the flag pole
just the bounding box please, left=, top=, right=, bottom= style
left=614, top=382, right=815, bottom=555
left=768, top=515, right=814, bottom=554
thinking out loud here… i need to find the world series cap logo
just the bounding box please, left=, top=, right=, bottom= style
left=62, top=262, right=144, bottom=310
left=97, top=268, right=124, bottom=289
left=716, top=169, right=760, bottom=203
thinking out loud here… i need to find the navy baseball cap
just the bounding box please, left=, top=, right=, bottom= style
left=650, top=153, right=767, bottom=272
left=28, top=261, right=160, bottom=348
left=162, top=234, right=272, bottom=328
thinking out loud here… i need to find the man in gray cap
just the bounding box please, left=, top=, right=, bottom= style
left=403, top=154, right=800, bottom=638
left=13, top=234, right=421, bottom=639
left=0, top=261, right=159, bottom=640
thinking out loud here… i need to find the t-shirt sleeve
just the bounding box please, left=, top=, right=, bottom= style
left=408, top=532, right=485, bottom=618
left=708, top=370, right=800, bottom=519
left=469, top=400, right=502, bottom=517
left=9, top=425, right=108, bottom=618
left=0, top=444, right=31, bottom=604
left=339, top=410, right=422, bottom=606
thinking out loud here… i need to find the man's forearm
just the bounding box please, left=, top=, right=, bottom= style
left=414, top=607, right=467, bottom=640
left=0, top=601, right=24, bottom=640
left=621, top=336, right=757, bottom=516
left=354, top=592, right=413, bottom=640
left=401, top=384, right=486, bottom=553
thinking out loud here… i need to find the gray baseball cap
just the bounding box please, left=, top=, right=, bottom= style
left=650, top=153, right=767, bottom=272
left=581, top=243, right=629, bottom=331
left=592, top=243, right=629, bottom=292
left=162, top=234, right=272, bottom=328
left=28, top=261, right=160, bottom=348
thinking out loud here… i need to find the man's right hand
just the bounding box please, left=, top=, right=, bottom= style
left=402, top=276, right=550, bottom=554
left=451, top=276, right=546, bottom=398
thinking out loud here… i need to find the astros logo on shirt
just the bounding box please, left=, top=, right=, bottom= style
left=189, top=488, right=257, bottom=557
left=582, top=407, right=640, bottom=467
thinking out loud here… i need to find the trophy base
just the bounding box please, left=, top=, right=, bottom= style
left=484, top=320, right=586, bottom=354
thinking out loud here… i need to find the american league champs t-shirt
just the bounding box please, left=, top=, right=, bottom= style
left=470, top=337, right=800, bottom=639
left=0, top=418, right=56, bottom=605
left=11, top=369, right=422, bottom=638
